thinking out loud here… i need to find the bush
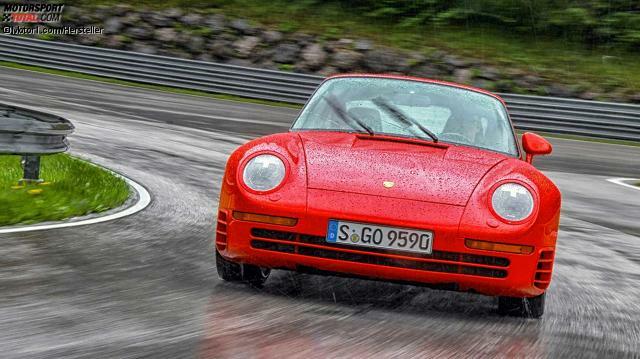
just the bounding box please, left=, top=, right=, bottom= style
left=300, top=0, right=640, bottom=50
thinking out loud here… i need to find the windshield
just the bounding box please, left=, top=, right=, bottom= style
left=292, top=77, right=518, bottom=156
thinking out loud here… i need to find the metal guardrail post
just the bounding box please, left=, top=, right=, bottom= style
left=21, top=155, right=42, bottom=184
left=1, top=103, right=74, bottom=184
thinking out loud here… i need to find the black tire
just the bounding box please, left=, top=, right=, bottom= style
left=498, top=293, right=545, bottom=318
left=215, top=250, right=271, bottom=287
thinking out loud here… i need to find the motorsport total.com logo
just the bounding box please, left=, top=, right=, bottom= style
left=2, top=3, right=64, bottom=23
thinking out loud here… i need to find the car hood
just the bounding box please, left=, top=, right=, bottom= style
left=299, top=132, right=510, bottom=206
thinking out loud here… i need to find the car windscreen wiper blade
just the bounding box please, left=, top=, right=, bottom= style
left=322, top=96, right=374, bottom=136
left=372, top=96, right=438, bottom=143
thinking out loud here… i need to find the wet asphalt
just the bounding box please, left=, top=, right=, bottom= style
left=0, top=67, right=639, bottom=358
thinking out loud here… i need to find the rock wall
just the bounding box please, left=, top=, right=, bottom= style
left=29, top=5, right=640, bottom=103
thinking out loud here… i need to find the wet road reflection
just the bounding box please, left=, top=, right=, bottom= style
left=199, top=273, right=548, bottom=358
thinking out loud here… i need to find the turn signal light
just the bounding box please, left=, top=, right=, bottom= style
left=232, top=211, right=298, bottom=226
left=465, top=239, right=534, bottom=255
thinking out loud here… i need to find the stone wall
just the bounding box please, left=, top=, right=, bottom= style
left=28, top=5, right=640, bottom=103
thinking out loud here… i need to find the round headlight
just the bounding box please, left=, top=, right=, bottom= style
left=242, top=154, right=286, bottom=192
left=491, top=183, right=534, bottom=222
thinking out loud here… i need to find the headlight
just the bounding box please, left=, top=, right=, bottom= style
left=491, top=183, right=534, bottom=221
left=242, top=154, right=286, bottom=192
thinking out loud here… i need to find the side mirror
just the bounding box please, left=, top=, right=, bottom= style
left=522, top=132, right=552, bottom=164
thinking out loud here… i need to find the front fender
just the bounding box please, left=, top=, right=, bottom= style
left=458, top=158, right=561, bottom=247
left=219, top=132, right=308, bottom=219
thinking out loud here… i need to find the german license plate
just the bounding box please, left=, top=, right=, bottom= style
left=326, top=220, right=433, bottom=254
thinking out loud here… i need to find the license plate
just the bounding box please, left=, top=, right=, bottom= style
left=326, top=220, right=433, bottom=254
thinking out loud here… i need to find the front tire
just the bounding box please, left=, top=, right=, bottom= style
left=216, top=250, right=271, bottom=287
left=498, top=293, right=545, bottom=318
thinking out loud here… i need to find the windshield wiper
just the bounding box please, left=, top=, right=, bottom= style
left=372, top=96, right=438, bottom=143
left=322, top=96, right=374, bottom=136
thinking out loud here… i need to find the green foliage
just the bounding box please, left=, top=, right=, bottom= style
left=321, top=27, right=342, bottom=40
left=188, top=26, right=214, bottom=37
left=37, top=33, right=56, bottom=41
left=284, top=0, right=640, bottom=50
left=278, top=20, right=300, bottom=33
left=277, top=64, right=295, bottom=72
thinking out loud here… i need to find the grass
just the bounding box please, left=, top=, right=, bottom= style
left=0, top=154, right=130, bottom=226
left=68, top=0, right=640, bottom=95
left=0, top=62, right=301, bottom=109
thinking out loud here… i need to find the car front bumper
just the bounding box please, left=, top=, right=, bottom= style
left=216, top=189, right=555, bottom=298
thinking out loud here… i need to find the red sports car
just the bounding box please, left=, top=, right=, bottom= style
left=215, top=74, right=561, bottom=318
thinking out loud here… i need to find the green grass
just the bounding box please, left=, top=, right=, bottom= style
left=0, top=154, right=130, bottom=226
left=278, top=64, right=295, bottom=72
left=0, top=62, right=301, bottom=109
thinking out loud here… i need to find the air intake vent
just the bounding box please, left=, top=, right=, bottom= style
left=534, top=250, right=555, bottom=289
left=250, top=228, right=509, bottom=279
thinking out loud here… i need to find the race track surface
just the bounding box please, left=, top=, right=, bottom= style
left=1, top=67, right=639, bottom=358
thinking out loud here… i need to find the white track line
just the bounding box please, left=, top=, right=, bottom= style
left=606, top=178, right=640, bottom=192
left=0, top=171, right=151, bottom=234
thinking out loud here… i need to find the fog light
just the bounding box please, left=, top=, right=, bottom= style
left=232, top=211, right=298, bottom=226
left=465, top=239, right=533, bottom=254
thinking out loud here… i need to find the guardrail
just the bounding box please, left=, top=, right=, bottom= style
left=0, top=102, right=75, bottom=183
left=0, top=35, right=639, bottom=142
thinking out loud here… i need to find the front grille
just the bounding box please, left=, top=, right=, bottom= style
left=251, top=239, right=295, bottom=253
left=250, top=228, right=509, bottom=279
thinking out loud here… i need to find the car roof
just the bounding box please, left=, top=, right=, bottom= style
left=325, top=73, right=506, bottom=105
